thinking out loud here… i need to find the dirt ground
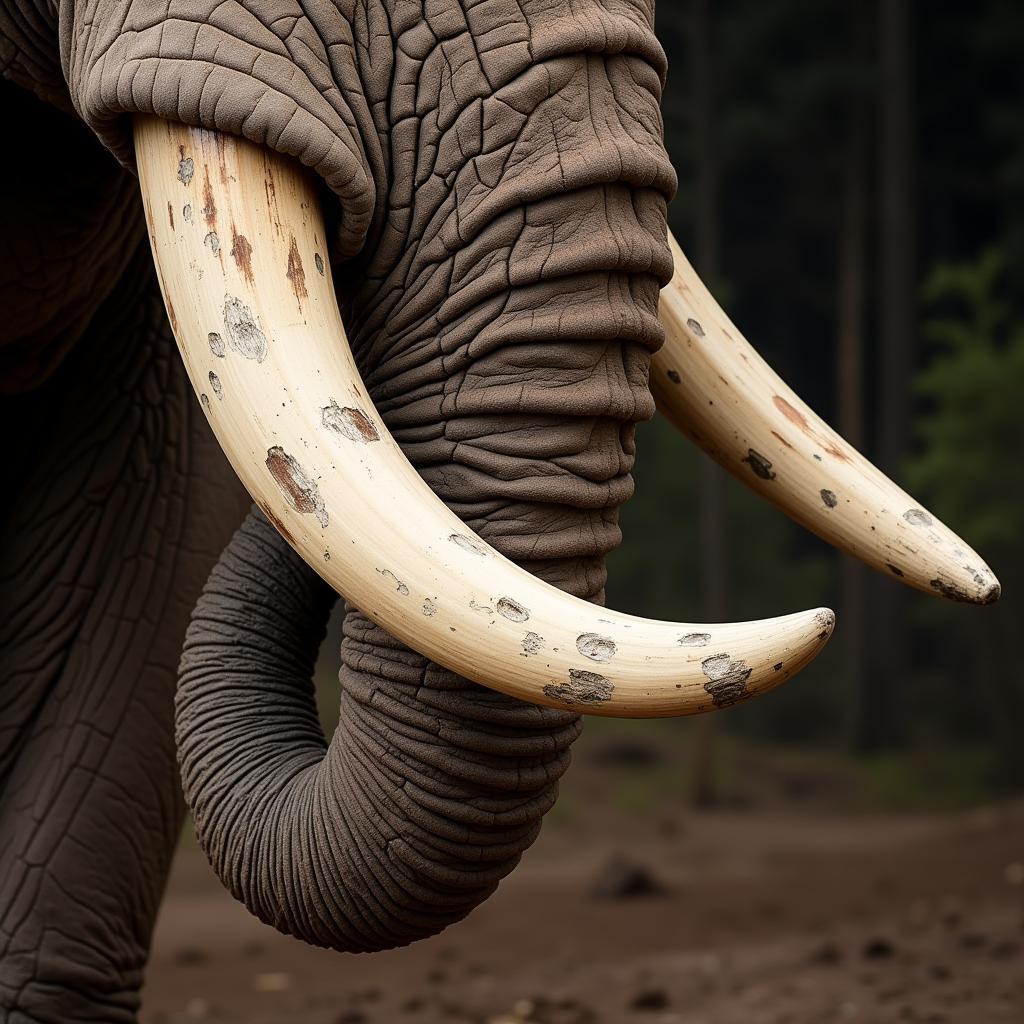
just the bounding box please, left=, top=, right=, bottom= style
left=140, top=733, right=1024, bottom=1024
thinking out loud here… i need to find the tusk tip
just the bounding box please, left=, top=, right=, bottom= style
left=815, top=607, right=837, bottom=635
left=926, top=560, right=1001, bottom=606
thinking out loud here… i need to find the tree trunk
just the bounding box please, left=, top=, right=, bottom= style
left=863, top=0, right=916, bottom=750
left=690, top=0, right=726, bottom=806
left=838, top=27, right=869, bottom=750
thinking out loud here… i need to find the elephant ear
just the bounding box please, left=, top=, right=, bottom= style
left=60, top=0, right=380, bottom=259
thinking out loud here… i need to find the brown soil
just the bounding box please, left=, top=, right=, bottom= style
left=141, top=738, right=1024, bottom=1024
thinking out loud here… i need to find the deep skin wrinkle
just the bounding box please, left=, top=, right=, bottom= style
left=0, top=2, right=674, bottom=1019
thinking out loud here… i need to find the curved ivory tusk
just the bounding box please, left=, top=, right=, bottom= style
left=134, top=116, right=834, bottom=718
left=652, top=231, right=1000, bottom=606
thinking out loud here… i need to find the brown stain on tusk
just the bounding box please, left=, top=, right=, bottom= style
left=230, top=229, right=254, bottom=285
left=773, top=394, right=809, bottom=431
left=773, top=394, right=851, bottom=463
left=321, top=400, right=379, bottom=443
left=266, top=446, right=328, bottom=528
left=202, top=169, right=216, bottom=226
left=286, top=235, right=307, bottom=303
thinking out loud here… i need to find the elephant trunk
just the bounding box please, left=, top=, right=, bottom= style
left=178, top=507, right=580, bottom=952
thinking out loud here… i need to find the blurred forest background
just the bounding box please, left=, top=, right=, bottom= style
left=602, top=0, right=1024, bottom=804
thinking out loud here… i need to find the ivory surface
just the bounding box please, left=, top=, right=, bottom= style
left=134, top=117, right=836, bottom=718
left=653, top=232, right=1000, bottom=606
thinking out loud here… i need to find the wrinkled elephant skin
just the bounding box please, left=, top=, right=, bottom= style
left=1, top=3, right=674, bottom=1020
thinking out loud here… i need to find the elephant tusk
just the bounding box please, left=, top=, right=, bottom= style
left=652, top=231, right=1000, bottom=606
left=134, top=116, right=835, bottom=718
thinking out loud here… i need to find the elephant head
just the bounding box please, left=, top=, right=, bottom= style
left=0, top=0, right=998, bottom=990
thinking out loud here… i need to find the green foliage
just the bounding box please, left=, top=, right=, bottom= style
left=908, top=250, right=1024, bottom=562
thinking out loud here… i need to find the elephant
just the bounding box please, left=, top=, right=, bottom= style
left=0, top=2, right=999, bottom=1021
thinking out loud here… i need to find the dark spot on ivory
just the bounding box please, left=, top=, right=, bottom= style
left=686, top=318, right=705, bottom=338
left=679, top=632, right=711, bottom=647
left=321, top=400, right=379, bottom=443
left=929, top=576, right=999, bottom=604
left=208, top=370, right=222, bottom=398
left=450, top=534, right=488, bottom=557
left=199, top=393, right=210, bottom=410
left=701, top=654, right=753, bottom=708
left=773, top=662, right=783, bottom=672
left=521, top=632, right=544, bottom=656
left=167, top=202, right=174, bottom=229
left=929, top=578, right=970, bottom=602
left=378, top=568, right=409, bottom=596
left=771, top=431, right=793, bottom=450
left=287, top=235, right=307, bottom=302
left=815, top=610, right=835, bottom=630
left=177, top=157, right=194, bottom=186
left=265, top=446, right=328, bottom=527
left=904, top=508, right=933, bottom=527
left=576, top=633, right=617, bottom=663
left=742, top=449, right=776, bottom=480
left=183, top=203, right=193, bottom=223
left=231, top=230, right=254, bottom=285
left=820, top=489, right=838, bottom=508
left=543, top=669, right=614, bottom=706
left=887, top=563, right=905, bottom=577
left=208, top=332, right=225, bottom=357
left=223, top=296, right=268, bottom=362
left=422, top=599, right=437, bottom=617
left=204, top=231, right=221, bottom=256
left=666, top=368, right=682, bottom=384
left=496, top=597, right=529, bottom=623
left=314, top=252, right=325, bottom=276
